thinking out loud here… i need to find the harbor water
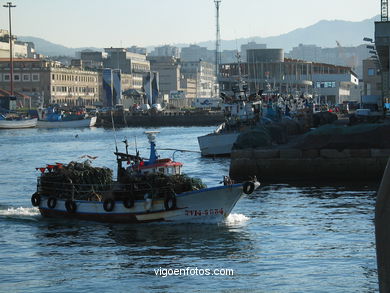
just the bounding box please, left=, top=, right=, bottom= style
left=0, top=127, right=378, bottom=292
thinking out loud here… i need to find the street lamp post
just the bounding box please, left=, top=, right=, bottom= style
left=3, top=2, right=16, bottom=97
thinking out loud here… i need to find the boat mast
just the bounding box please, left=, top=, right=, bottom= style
left=3, top=2, right=16, bottom=97
left=214, top=0, right=221, bottom=97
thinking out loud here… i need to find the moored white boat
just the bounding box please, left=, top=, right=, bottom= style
left=198, top=129, right=240, bottom=157
left=37, top=116, right=96, bottom=128
left=0, top=117, right=37, bottom=129
left=31, top=131, right=260, bottom=223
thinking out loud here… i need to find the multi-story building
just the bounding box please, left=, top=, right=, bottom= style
left=127, top=46, right=147, bottom=55
left=240, top=42, right=267, bottom=62
left=287, top=43, right=370, bottom=78
left=181, top=60, right=216, bottom=98
left=148, top=56, right=181, bottom=97
left=181, top=45, right=214, bottom=63
left=375, top=20, right=390, bottom=103
left=220, top=48, right=359, bottom=104
left=362, top=58, right=382, bottom=96
left=150, top=45, right=180, bottom=58
left=0, top=58, right=100, bottom=106
left=0, top=29, right=38, bottom=59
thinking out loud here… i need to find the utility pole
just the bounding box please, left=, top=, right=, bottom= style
left=214, top=0, right=221, bottom=96
left=3, top=2, right=16, bottom=96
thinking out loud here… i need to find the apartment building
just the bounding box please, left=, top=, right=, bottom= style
left=0, top=58, right=100, bottom=106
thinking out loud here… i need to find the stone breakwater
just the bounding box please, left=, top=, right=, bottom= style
left=230, top=148, right=390, bottom=182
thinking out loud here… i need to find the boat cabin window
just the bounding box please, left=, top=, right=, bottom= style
left=175, top=166, right=181, bottom=174
left=158, top=168, right=165, bottom=173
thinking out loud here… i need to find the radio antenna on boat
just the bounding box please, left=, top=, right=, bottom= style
left=134, top=136, right=139, bottom=157
left=110, top=110, right=118, bottom=153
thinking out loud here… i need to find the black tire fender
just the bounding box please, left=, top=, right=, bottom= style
left=65, top=200, right=77, bottom=213
left=243, top=181, right=255, bottom=195
left=31, top=192, right=40, bottom=207
left=103, top=199, right=115, bottom=212
left=47, top=197, right=57, bottom=209
left=123, top=197, right=134, bottom=209
left=164, top=193, right=177, bottom=211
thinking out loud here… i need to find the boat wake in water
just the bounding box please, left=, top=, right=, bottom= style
left=225, top=213, right=250, bottom=225
left=0, top=206, right=40, bottom=221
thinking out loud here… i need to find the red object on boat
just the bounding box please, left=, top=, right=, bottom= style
left=39, top=168, right=46, bottom=173
left=47, top=165, right=55, bottom=171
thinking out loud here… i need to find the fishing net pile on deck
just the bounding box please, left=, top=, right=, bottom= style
left=39, top=160, right=113, bottom=200
left=118, top=173, right=207, bottom=200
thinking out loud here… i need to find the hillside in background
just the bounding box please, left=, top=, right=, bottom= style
left=17, top=15, right=379, bottom=57
left=18, top=36, right=101, bottom=57
left=196, top=16, right=379, bottom=51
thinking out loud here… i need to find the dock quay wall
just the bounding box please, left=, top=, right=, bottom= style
left=97, top=112, right=224, bottom=127
left=230, top=148, right=390, bottom=182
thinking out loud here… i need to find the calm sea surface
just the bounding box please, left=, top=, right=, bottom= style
left=0, top=126, right=379, bottom=292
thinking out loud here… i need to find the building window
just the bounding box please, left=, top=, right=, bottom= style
left=14, top=74, right=20, bottom=81
left=368, top=68, right=376, bottom=76
left=4, top=74, right=10, bottom=81
left=52, top=74, right=55, bottom=80
left=32, top=74, right=39, bottom=81
left=315, top=81, right=336, bottom=88
left=23, top=74, right=30, bottom=81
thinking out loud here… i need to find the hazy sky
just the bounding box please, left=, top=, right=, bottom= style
left=0, top=0, right=380, bottom=48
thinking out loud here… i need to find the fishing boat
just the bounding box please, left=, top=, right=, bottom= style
left=36, top=106, right=96, bottom=128
left=198, top=54, right=262, bottom=157
left=31, top=131, right=260, bottom=223
left=0, top=114, right=37, bottom=129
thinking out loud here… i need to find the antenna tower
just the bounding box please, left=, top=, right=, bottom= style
left=382, top=0, right=389, bottom=21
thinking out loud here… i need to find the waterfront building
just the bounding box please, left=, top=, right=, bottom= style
left=362, top=58, right=382, bottom=96
left=181, top=60, right=216, bottom=98
left=240, top=42, right=267, bottom=62
left=148, top=56, right=181, bottom=97
left=181, top=45, right=214, bottom=63
left=220, top=48, right=359, bottom=104
left=0, top=58, right=100, bottom=106
left=150, top=45, right=180, bottom=58
left=287, top=43, right=370, bottom=78
left=103, top=48, right=150, bottom=75
left=127, top=46, right=147, bottom=55
left=0, top=29, right=38, bottom=59
left=375, top=20, right=390, bottom=104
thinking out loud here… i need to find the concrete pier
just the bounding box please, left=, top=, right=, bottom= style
left=97, top=111, right=224, bottom=127
left=230, top=148, right=389, bottom=182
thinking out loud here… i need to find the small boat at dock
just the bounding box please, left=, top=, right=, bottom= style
left=0, top=114, right=37, bottom=129
left=31, top=131, right=260, bottom=223
left=37, top=106, right=96, bottom=128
